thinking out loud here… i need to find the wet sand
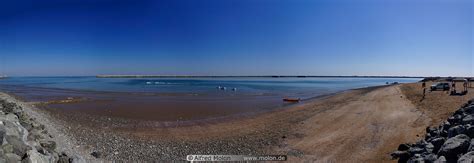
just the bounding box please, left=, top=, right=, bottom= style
left=1, top=84, right=305, bottom=121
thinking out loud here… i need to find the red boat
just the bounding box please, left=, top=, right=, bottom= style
left=283, top=98, right=301, bottom=102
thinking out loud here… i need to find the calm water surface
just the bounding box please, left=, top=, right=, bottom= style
left=0, top=77, right=421, bottom=121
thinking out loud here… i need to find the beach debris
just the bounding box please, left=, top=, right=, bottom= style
left=392, top=99, right=474, bottom=162
left=283, top=98, right=300, bottom=102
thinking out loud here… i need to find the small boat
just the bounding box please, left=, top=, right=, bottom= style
left=283, top=98, right=300, bottom=102
left=232, top=88, right=237, bottom=91
left=146, top=82, right=152, bottom=85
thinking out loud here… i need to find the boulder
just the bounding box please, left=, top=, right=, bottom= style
left=449, top=125, right=466, bottom=138
left=408, top=154, right=425, bottom=163
left=2, top=144, right=13, bottom=153
left=0, top=125, right=6, bottom=144
left=1, top=102, right=16, bottom=113
left=464, top=106, right=474, bottom=114
left=463, top=115, right=474, bottom=125
left=438, top=134, right=470, bottom=161
left=468, top=139, right=474, bottom=152
left=23, top=150, right=51, bottom=163
left=465, top=125, right=474, bottom=138
left=391, top=150, right=410, bottom=162
left=40, top=140, right=57, bottom=152
left=448, top=115, right=463, bottom=125
left=427, top=127, right=440, bottom=136
left=5, top=113, right=18, bottom=122
left=5, top=135, right=31, bottom=157
left=409, top=147, right=426, bottom=156
left=398, top=143, right=411, bottom=151
left=458, top=151, right=474, bottom=163
left=423, top=154, right=438, bottom=162
left=426, top=143, right=435, bottom=153
left=5, top=153, right=21, bottom=162
left=430, top=137, right=446, bottom=153
left=435, top=156, right=447, bottom=163
left=3, top=121, right=20, bottom=138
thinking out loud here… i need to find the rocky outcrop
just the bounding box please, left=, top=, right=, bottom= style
left=0, top=99, right=84, bottom=163
left=392, top=99, right=474, bottom=162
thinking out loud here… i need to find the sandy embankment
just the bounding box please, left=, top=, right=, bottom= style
left=2, top=83, right=472, bottom=162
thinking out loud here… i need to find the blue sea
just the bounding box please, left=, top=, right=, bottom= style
left=0, top=77, right=421, bottom=97
left=0, top=77, right=422, bottom=121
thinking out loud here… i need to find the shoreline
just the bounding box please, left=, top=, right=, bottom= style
left=2, top=82, right=470, bottom=162
left=96, top=75, right=424, bottom=78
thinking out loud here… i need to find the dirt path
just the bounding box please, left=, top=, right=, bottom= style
left=279, top=85, right=430, bottom=162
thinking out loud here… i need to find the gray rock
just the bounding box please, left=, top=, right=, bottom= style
left=71, top=155, right=87, bottom=163
left=423, top=154, right=438, bottom=162
left=448, top=115, right=463, bottom=125
left=465, top=125, right=474, bottom=138
left=5, top=135, right=30, bottom=157
left=0, top=125, right=6, bottom=145
left=2, top=144, right=13, bottom=153
left=463, top=115, right=474, bottom=125
left=409, top=147, right=426, bottom=155
left=464, top=106, right=474, bottom=114
left=39, top=141, right=56, bottom=152
left=438, top=134, right=470, bottom=160
left=398, top=143, right=411, bottom=151
left=23, top=150, right=51, bottom=163
left=26, top=130, right=43, bottom=142
left=392, top=150, right=410, bottom=162
left=1, top=103, right=15, bottom=113
left=448, top=125, right=466, bottom=138
left=4, top=153, right=21, bottom=163
left=468, top=139, right=474, bottom=152
left=427, top=127, right=440, bottom=136
left=5, top=114, right=18, bottom=122
left=408, top=154, right=425, bottom=163
left=3, top=121, right=20, bottom=138
left=431, top=137, right=446, bottom=153
left=459, top=151, right=474, bottom=163
left=426, top=143, right=435, bottom=153
left=434, top=156, right=447, bottom=163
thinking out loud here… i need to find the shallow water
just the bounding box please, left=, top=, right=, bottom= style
left=0, top=77, right=421, bottom=121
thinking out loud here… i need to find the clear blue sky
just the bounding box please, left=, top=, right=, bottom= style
left=0, top=0, right=472, bottom=76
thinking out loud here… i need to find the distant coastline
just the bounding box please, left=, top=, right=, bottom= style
left=96, top=75, right=425, bottom=79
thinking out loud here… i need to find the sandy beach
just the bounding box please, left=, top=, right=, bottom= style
left=0, top=82, right=473, bottom=162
